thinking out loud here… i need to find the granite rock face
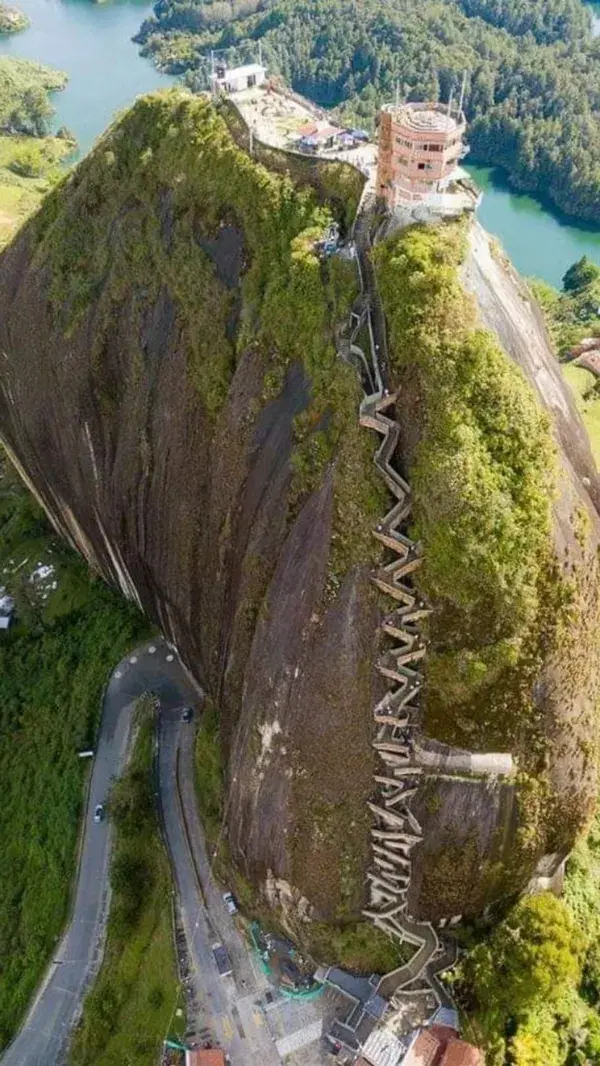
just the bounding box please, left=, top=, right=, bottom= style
left=1, top=92, right=599, bottom=930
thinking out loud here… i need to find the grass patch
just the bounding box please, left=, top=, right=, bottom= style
left=70, top=701, right=183, bottom=1066
left=0, top=453, right=151, bottom=1048
left=0, top=132, right=73, bottom=249
left=562, top=362, right=600, bottom=468
left=307, top=920, right=412, bottom=975
left=193, top=697, right=223, bottom=846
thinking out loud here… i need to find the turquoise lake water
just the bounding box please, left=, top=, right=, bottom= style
left=0, top=0, right=173, bottom=154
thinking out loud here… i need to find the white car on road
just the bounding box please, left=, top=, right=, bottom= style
left=222, top=891, right=237, bottom=915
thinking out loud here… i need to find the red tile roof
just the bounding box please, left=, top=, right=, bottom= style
left=440, top=1038, right=484, bottom=1066
left=297, top=123, right=318, bottom=137
left=402, top=1027, right=483, bottom=1066
left=430, top=1025, right=460, bottom=1044
left=403, top=1029, right=442, bottom=1066
left=185, top=1051, right=226, bottom=1066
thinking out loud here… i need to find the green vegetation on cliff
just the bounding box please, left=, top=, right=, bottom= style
left=460, top=810, right=600, bottom=1066
left=530, top=256, right=600, bottom=471
left=0, top=3, right=29, bottom=33
left=0, top=57, right=73, bottom=248
left=71, top=701, right=181, bottom=1066
left=374, top=221, right=557, bottom=755
left=34, top=89, right=382, bottom=581
left=136, top=0, right=600, bottom=223
left=0, top=455, right=149, bottom=1048
left=4, top=87, right=386, bottom=954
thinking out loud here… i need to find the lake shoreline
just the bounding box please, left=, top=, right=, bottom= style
left=1, top=0, right=600, bottom=286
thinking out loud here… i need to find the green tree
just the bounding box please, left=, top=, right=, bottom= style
left=463, top=894, right=585, bottom=1037
left=511, top=1007, right=562, bottom=1066
left=563, top=257, right=600, bottom=294
left=8, top=143, right=45, bottom=177
left=109, top=767, right=153, bottom=832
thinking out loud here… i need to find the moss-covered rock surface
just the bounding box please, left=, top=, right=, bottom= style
left=0, top=90, right=384, bottom=951
left=375, top=221, right=600, bottom=915
left=1, top=91, right=599, bottom=936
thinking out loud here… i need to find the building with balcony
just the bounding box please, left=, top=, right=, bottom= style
left=376, top=100, right=475, bottom=218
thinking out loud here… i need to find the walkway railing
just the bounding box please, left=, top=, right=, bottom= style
left=346, top=199, right=513, bottom=1010
left=344, top=197, right=447, bottom=1007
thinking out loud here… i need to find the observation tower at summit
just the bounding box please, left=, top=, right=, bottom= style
left=376, top=98, right=472, bottom=215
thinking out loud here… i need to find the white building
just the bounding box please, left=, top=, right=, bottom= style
left=212, top=63, right=267, bottom=94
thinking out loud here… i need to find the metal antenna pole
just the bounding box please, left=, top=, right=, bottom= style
left=458, top=70, right=467, bottom=119
left=395, top=78, right=399, bottom=113
left=446, top=88, right=454, bottom=122
left=258, top=39, right=262, bottom=67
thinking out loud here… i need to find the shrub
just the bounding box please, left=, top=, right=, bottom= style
left=8, top=144, right=44, bottom=177
left=374, top=221, right=557, bottom=751
left=563, top=256, right=600, bottom=294
left=461, top=894, right=585, bottom=1051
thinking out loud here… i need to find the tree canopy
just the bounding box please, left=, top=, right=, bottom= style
left=0, top=56, right=66, bottom=137
left=465, top=894, right=585, bottom=1023
left=563, top=257, right=600, bottom=295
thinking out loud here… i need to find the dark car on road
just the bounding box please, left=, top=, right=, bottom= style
left=181, top=706, right=193, bottom=723
left=211, top=942, right=232, bottom=977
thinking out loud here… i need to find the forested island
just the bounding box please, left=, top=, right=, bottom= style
left=136, top=0, right=600, bottom=224
left=0, top=57, right=74, bottom=247
left=0, top=2, right=29, bottom=34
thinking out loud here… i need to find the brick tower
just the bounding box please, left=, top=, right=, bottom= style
left=376, top=100, right=467, bottom=210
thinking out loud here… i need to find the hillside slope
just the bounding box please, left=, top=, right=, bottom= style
left=0, top=90, right=599, bottom=932
left=374, top=220, right=600, bottom=917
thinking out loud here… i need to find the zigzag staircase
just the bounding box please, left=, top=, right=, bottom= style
left=348, top=192, right=450, bottom=1006
left=358, top=389, right=444, bottom=1002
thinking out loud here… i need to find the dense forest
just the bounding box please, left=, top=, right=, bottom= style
left=136, top=0, right=600, bottom=223
left=0, top=455, right=149, bottom=1045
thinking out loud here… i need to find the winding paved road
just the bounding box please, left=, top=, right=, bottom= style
left=159, top=709, right=281, bottom=1066
left=1, top=638, right=198, bottom=1066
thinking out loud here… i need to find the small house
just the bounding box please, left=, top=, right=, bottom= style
left=212, top=63, right=266, bottom=94
left=295, top=122, right=341, bottom=152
